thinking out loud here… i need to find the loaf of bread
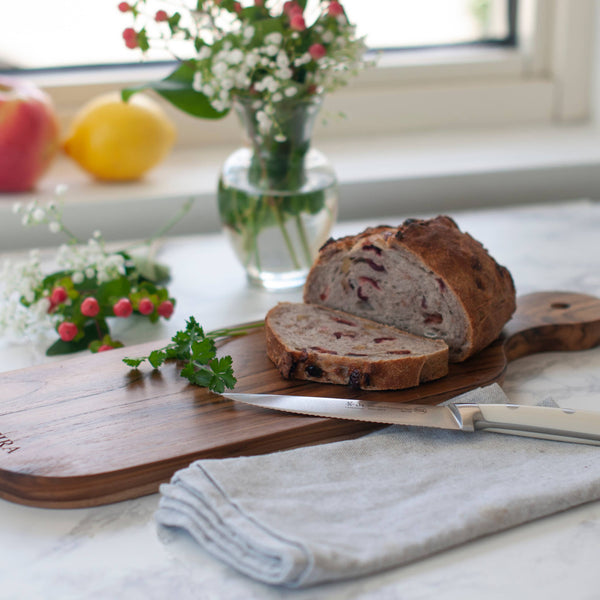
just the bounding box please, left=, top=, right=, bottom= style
left=265, top=302, right=449, bottom=390
left=303, top=216, right=516, bottom=362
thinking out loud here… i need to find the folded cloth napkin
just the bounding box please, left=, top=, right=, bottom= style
left=155, top=384, right=600, bottom=588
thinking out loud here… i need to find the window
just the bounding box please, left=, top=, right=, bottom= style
left=0, top=0, right=594, bottom=145
left=2, top=1, right=516, bottom=70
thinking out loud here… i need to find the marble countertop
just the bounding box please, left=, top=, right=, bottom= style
left=1, top=200, right=600, bottom=599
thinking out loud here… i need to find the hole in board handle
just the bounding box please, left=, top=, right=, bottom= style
left=550, top=302, right=571, bottom=309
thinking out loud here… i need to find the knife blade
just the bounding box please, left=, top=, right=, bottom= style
left=222, top=393, right=600, bottom=445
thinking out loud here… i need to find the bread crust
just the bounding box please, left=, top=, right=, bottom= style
left=265, top=302, right=448, bottom=391
left=304, top=216, right=516, bottom=361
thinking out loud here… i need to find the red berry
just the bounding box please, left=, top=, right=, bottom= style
left=155, top=9, right=168, bottom=22
left=50, top=286, right=68, bottom=305
left=81, top=297, right=100, bottom=317
left=283, top=1, right=301, bottom=15
left=232, top=1, right=242, bottom=13
left=118, top=2, right=131, bottom=12
left=328, top=1, right=344, bottom=17
left=290, top=13, right=306, bottom=30
left=58, top=321, right=78, bottom=342
left=122, top=28, right=139, bottom=49
left=138, top=298, right=155, bottom=315
left=309, top=43, right=326, bottom=60
left=98, top=345, right=114, bottom=352
left=113, top=298, right=133, bottom=318
left=157, top=300, right=174, bottom=319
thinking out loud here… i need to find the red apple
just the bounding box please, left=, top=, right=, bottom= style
left=0, top=76, right=60, bottom=192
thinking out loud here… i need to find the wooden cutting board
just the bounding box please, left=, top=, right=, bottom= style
left=1, top=291, right=600, bottom=509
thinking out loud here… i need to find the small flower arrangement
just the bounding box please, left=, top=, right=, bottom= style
left=0, top=190, right=189, bottom=356
left=118, top=0, right=370, bottom=134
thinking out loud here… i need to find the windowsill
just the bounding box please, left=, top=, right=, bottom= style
left=3, top=121, right=600, bottom=252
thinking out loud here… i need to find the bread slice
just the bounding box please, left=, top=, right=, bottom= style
left=303, top=216, right=516, bottom=362
left=265, top=302, right=449, bottom=391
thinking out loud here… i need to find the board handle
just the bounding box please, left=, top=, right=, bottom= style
left=502, top=291, right=600, bottom=362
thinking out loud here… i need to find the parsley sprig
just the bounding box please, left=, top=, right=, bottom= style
left=122, top=317, right=263, bottom=393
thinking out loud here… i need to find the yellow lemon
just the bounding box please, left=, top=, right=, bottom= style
left=63, top=92, right=176, bottom=181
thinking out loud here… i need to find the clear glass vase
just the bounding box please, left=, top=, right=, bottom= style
left=218, top=95, right=338, bottom=291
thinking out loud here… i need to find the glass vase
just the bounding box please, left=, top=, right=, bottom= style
left=217, top=95, right=338, bottom=291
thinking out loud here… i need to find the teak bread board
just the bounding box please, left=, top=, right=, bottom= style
left=1, top=291, right=600, bottom=509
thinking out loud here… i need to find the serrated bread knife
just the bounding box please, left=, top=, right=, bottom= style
left=222, top=393, right=600, bottom=445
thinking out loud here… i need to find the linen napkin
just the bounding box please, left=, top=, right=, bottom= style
left=155, top=384, right=600, bottom=588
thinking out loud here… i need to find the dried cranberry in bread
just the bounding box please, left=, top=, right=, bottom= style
left=303, top=216, right=516, bottom=362
left=265, top=302, right=448, bottom=390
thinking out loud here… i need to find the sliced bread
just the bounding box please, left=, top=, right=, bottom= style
left=265, top=302, right=449, bottom=391
left=303, top=216, right=516, bottom=362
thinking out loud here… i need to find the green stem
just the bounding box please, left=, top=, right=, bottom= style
left=294, top=213, right=312, bottom=265
left=208, top=321, right=264, bottom=340
left=271, top=199, right=301, bottom=270
left=124, top=197, right=195, bottom=251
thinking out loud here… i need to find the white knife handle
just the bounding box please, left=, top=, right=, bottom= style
left=472, top=404, right=600, bottom=445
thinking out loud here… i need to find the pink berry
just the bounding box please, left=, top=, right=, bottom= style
left=157, top=300, right=174, bottom=319
left=309, top=43, right=326, bottom=60
left=328, top=1, right=344, bottom=16
left=98, top=345, right=114, bottom=352
left=81, top=297, right=100, bottom=317
left=138, top=298, right=155, bottom=315
left=155, top=9, right=168, bottom=22
left=113, top=298, right=133, bottom=318
left=233, top=1, right=242, bottom=13
left=255, top=0, right=264, bottom=6
left=50, top=286, right=68, bottom=305
left=122, top=28, right=138, bottom=49
left=58, top=321, right=78, bottom=342
left=118, top=2, right=131, bottom=12
left=290, top=13, right=306, bottom=30
left=283, top=1, right=301, bottom=14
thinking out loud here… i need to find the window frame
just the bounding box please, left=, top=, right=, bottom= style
left=11, top=0, right=596, bottom=147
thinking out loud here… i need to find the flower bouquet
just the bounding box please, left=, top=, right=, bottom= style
left=119, top=0, right=371, bottom=289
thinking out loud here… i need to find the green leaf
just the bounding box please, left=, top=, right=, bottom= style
left=96, top=276, right=131, bottom=304
left=123, top=357, right=145, bottom=368
left=122, top=63, right=230, bottom=120
left=129, top=253, right=171, bottom=284
left=180, top=361, right=197, bottom=382
left=188, top=366, right=215, bottom=388
left=191, top=338, right=215, bottom=363
left=148, top=349, right=167, bottom=368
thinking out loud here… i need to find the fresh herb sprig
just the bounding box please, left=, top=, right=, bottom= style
left=123, top=317, right=263, bottom=393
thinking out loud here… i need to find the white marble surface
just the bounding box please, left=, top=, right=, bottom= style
left=1, top=200, right=600, bottom=599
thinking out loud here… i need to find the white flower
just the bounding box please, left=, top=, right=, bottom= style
left=263, top=44, right=279, bottom=57
left=197, top=46, right=211, bottom=60
left=202, top=83, right=214, bottom=96
left=54, top=183, right=69, bottom=196
left=32, top=208, right=46, bottom=223
left=243, top=26, right=255, bottom=40
left=275, top=67, right=292, bottom=80
left=322, top=30, right=334, bottom=43
left=193, top=71, right=203, bottom=92
left=264, top=32, right=282, bottom=45
left=271, top=92, right=283, bottom=102
left=245, top=52, right=259, bottom=68
left=256, top=110, right=272, bottom=134
left=212, top=61, right=228, bottom=77
left=226, top=48, right=244, bottom=64
left=49, top=221, right=61, bottom=234
left=275, top=50, right=289, bottom=68
left=284, top=86, right=298, bottom=97
left=12, top=202, right=21, bottom=214
left=274, top=133, right=287, bottom=142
